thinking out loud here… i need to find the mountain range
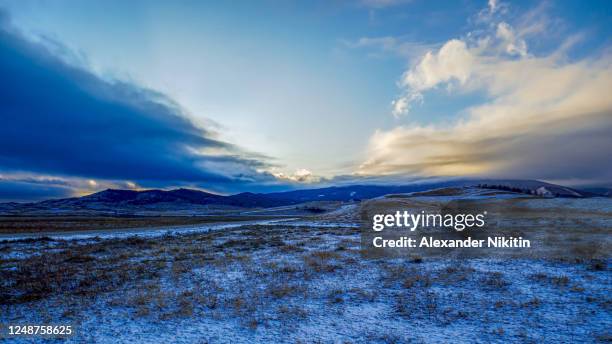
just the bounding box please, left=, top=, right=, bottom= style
left=0, top=179, right=608, bottom=216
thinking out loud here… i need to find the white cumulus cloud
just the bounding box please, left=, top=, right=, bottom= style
left=361, top=1, right=612, bottom=185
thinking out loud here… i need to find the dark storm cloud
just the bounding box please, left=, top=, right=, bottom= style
left=0, top=13, right=278, bottom=196
left=0, top=178, right=73, bottom=202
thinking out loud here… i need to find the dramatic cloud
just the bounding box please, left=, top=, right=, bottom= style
left=0, top=173, right=143, bottom=202
left=361, top=1, right=612, bottom=185
left=0, top=13, right=284, bottom=199
left=270, top=168, right=321, bottom=184
left=0, top=175, right=73, bottom=202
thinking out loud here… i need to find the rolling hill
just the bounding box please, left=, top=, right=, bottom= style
left=0, top=179, right=605, bottom=216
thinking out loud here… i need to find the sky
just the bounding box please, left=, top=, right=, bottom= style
left=0, top=0, right=611, bottom=201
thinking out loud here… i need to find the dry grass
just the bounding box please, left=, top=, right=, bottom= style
left=0, top=215, right=281, bottom=234
left=303, top=250, right=342, bottom=273
left=480, top=272, right=510, bottom=290
left=269, top=283, right=306, bottom=299
left=531, top=273, right=571, bottom=287
left=0, top=217, right=608, bottom=341
left=0, top=223, right=356, bottom=323
left=277, top=305, right=308, bottom=320
left=434, top=265, right=474, bottom=285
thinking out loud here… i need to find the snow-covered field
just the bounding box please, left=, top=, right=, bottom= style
left=0, top=218, right=296, bottom=242
left=1, top=195, right=610, bottom=343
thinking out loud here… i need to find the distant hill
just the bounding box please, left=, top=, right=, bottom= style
left=474, top=179, right=597, bottom=198
left=578, top=187, right=612, bottom=197
left=78, top=188, right=223, bottom=204
left=0, top=179, right=604, bottom=215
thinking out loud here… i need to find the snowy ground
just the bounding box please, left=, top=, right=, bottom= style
left=1, top=195, right=611, bottom=343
